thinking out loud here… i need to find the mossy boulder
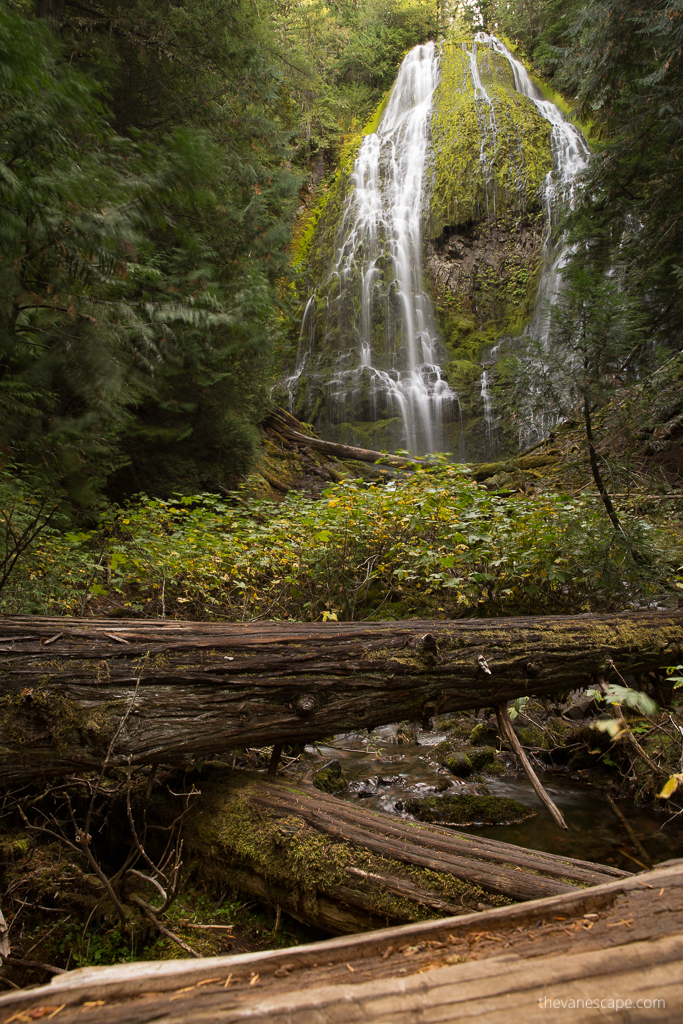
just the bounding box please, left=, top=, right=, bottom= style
left=463, top=745, right=498, bottom=772
left=442, top=752, right=473, bottom=777
left=515, top=725, right=547, bottom=748
left=431, top=739, right=455, bottom=758
left=429, top=39, right=552, bottom=238
left=469, top=722, right=499, bottom=745
left=405, top=794, right=535, bottom=826
left=313, top=759, right=347, bottom=795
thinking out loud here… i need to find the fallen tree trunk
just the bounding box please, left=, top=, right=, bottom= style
left=264, top=408, right=418, bottom=467
left=0, top=611, right=680, bottom=781
left=181, top=768, right=627, bottom=934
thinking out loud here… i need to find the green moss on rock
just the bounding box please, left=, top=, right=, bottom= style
left=405, top=793, right=535, bottom=826
left=464, top=745, right=498, bottom=771
left=469, top=722, right=499, bottom=746
left=442, top=752, right=473, bottom=777
left=429, top=40, right=552, bottom=237
left=313, top=759, right=347, bottom=794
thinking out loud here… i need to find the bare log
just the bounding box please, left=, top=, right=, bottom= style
left=179, top=768, right=626, bottom=934
left=0, top=611, right=680, bottom=782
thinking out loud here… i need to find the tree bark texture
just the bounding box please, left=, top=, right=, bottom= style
left=1, top=863, right=681, bottom=1024
left=0, top=611, right=680, bottom=782
left=181, top=769, right=627, bottom=935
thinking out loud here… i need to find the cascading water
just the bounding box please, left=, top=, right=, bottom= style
left=475, top=33, right=590, bottom=345
left=291, top=43, right=457, bottom=455
left=471, top=33, right=590, bottom=448
left=287, top=34, right=589, bottom=458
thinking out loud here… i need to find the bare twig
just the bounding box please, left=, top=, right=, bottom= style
left=496, top=704, right=568, bottom=831
left=129, top=869, right=167, bottom=904
left=129, top=895, right=201, bottom=958
left=5, top=956, right=66, bottom=975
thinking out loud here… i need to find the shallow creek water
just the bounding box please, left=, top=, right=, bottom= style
left=308, top=725, right=683, bottom=872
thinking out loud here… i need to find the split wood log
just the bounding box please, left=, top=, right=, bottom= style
left=180, top=768, right=626, bottom=935
left=0, top=611, right=680, bottom=782
left=3, top=861, right=681, bottom=1023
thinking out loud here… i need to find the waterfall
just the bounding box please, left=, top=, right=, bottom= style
left=473, top=34, right=590, bottom=447
left=294, top=43, right=457, bottom=455
left=474, top=33, right=590, bottom=344
left=289, top=34, right=590, bottom=458
left=480, top=369, right=495, bottom=453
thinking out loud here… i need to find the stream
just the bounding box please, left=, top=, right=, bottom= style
left=308, top=724, right=683, bottom=872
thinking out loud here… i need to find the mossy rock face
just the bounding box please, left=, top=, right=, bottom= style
left=313, top=759, right=347, bottom=795
left=469, top=722, right=499, bottom=746
left=463, top=745, right=498, bottom=772
left=441, top=752, right=473, bottom=777
left=282, top=37, right=555, bottom=461
left=515, top=725, right=547, bottom=748
left=428, top=39, right=552, bottom=238
left=421, top=36, right=555, bottom=461
left=431, top=740, right=455, bottom=759
left=405, top=794, right=535, bottom=826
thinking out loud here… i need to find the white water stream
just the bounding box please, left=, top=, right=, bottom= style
left=474, top=33, right=590, bottom=346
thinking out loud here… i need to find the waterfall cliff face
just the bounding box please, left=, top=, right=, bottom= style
left=286, top=34, right=588, bottom=458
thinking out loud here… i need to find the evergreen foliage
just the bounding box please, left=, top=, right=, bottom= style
left=1, top=1, right=298, bottom=504
left=558, top=0, right=683, bottom=343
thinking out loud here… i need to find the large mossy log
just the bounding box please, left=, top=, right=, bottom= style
left=0, top=611, right=680, bottom=781
left=181, top=768, right=627, bottom=934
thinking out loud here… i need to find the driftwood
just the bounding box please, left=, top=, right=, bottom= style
left=0, top=611, right=680, bottom=781
left=179, top=769, right=627, bottom=935
left=1, top=860, right=681, bottom=1022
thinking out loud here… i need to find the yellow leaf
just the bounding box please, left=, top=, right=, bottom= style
left=658, top=774, right=683, bottom=799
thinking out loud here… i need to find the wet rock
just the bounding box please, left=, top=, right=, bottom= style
left=313, top=759, right=347, bottom=795
left=463, top=745, right=498, bottom=772
left=348, top=776, right=379, bottom=798
left=405, top=794, right=536, bottom=827
left=431, top=739, right=455, bottom=759
left=377, top=775, right=404, bottom=787
left=442, top=752, right=473, bottom=777
left=469, top=723, right=498, bottom=746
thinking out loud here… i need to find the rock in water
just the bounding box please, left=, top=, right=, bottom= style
left=405, top=794, right=535, bottom=826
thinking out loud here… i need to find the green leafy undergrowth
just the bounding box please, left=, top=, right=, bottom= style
left=2, top=459, right=677, bottom=619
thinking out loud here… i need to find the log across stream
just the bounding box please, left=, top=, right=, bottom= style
left=0, top=611, right=680, bottom=781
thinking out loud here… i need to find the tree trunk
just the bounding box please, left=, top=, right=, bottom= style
left=181, top=768, right=627, bottom=934
left=0, top=611, right=680, bottom=782
left=583, top=395, right=624, bottom=533
left=263, top=408, right=417, bottom=467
